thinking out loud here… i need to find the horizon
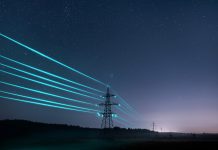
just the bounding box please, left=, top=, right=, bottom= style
left=1, top=119, right=218, bottom=134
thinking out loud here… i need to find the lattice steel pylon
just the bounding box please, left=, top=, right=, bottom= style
left=98, top=87, right=118, bottom=128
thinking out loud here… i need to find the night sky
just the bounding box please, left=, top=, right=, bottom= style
left=0, top=0, right=218, bottom=133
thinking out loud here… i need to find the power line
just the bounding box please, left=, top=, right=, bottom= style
left=0, top=55, right=135, bottom=114
left=0, top=81, right=95, bottom=106
left=0, top=56, right=135, bottom=127
left=113, top=118, right=130, bottom=128
left=0, top=34, right=136, bottom=127
left=111, top=89, right=136, bottom=113
left=0, top=90, right=99, bottom=112
left=115, top=106, right=135, bottom=119
left=0, top=33, right=106, bottom=86
left=0, top=95, right=95, bottom=113
left=0, top=69, right=102, bottom=101
left=117, top=96, right=136, bottom=113
left=117, top=116, right=131, bottom=125
left=0, top=55, right=104, bottom=94
left=0, top=63, right=101, bottom=97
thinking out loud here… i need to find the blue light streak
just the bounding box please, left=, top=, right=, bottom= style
left=0, top=69, right=102, bottom=101
left=0, top=81, right=95, bottom=106
left=0, top=63, right=101, bottom=97
left=115, top=106, right=135, bottom=119
left=0, top=55, right=104, bottom=94
left=117, top=116, right=133, bottom=126
left=0, top=33, right=106, bottom=86
left=0, top=35, right=137, bottom=125
left=111, top=89, right=135, bottom=113
left=113, top=118, right=130, bottom=128
left=121, top=98, right=134, bottom=111
left=0, top=90, right=99, bottom=112
left=0, top=95, right=95, bottom=113
left=117, top=96, right=133, bottom=111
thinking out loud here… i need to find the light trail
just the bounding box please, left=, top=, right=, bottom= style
left=113, top=119, right=128, bottom=128
left=117, top=116, right=133, bottom=126
left=117, top=96, right=134, bottom=111
left=0, top=95, right=95, bottom=113
left=0, top=81, right=96, bottom=106
left=115, top=106, right=135, bottom=119
left=0, top=33, right=106, bottom=86
left=0, top=55, right=104, bottom=94
left=114, top=118, right=132, bottom=128
left=0, top=90, right=99, bottom=112
left=0, top=35, right=136, bottom=126
left=117, top=95, right=137, bottom=114
left=0, top=63, right=101, bottom=97
left=111, top=89, right=134, bottom=110
left=0, top=69, right=102, bottom=101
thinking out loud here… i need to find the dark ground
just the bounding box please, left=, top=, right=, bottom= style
left=1, top=120, right=218, bottom=150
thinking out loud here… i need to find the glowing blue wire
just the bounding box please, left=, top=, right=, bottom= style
left=0, top=69, right=102, bottom=101
left=117, top=95, right=137, bottom=114
left=115, top=106, right=135, bottom=119
left=0, top=90, right=99, bottom=112
left=117, top=116, right=133, bottom=126
left=113, top=119, right=127, bottom=128
left=0, top=55, right=104, bottom=94
left=0, top=95, right=94, bottom=113
left=0, top=81, right=95, bottom=106
left=0, top=34, right=136, bottom=124
left=111, top=89, right=136, bottom=114
left=0, top=63, right=101, bottom=97
left=0, top=33, right=106, bottom=86
left=116, top=104, right=137, bottom=117
left=117, top=96, right=133, bottom=110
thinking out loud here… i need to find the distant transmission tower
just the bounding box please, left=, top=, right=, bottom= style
left=98, top=87, right=118, bottom=128
left=152, top=121, right=155, bottom=131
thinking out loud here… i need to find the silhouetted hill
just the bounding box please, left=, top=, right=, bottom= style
left=0, top=119, right=151, bottom=140
left=1, top=120, right=218, bottom=150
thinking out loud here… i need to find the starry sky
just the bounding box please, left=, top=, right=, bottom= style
left=0, top=0, right=218, bottom=133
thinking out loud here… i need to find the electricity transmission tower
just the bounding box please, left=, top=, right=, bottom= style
left=98, top=87, right=118, bottom=128
left=152, top=121, right=155, bottom=131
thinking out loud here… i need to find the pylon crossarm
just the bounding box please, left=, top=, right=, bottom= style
left=97, top=87, right=119, bottom=128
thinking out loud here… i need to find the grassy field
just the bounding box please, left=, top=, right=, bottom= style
left=2, top=138, right=218, bottom=150
left=1, top=120, right=218, bottom=150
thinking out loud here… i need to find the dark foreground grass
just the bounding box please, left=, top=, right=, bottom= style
left=123, top=141, right=218, bottom=150
left=1, top=120, right=218, bottom=150
left=1, top=138, right=218, bottom=150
